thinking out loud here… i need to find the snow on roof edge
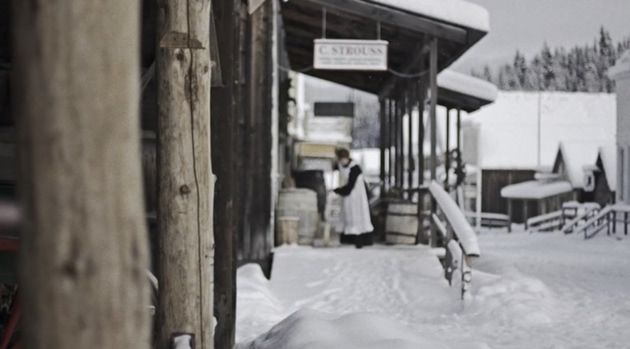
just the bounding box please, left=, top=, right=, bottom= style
left=501, top=180, right=573, bottom=200
left=438, top=70, right=498, bottom=103
left=368, top=0, right=490, bottom=33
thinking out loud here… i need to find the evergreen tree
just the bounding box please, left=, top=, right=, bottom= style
left=471, top=28, right=630, bottom=92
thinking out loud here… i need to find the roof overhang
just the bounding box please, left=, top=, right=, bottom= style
left=437, top=70, right=498, bottom=112
left=501, top=180, right=573, bottom=200
left=280, top=0, right=489, bottom=96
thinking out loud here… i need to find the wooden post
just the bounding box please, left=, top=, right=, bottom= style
left=407, top=85, right=414, bottom=196
left=13, top=0, right=150, bottom=348
left=397, top=97, right=404, bottom=191
left=211, top=0, right=241, bottom=347
left=445, top=108, right=451, bottom=189
left=379, top=98, right=386, bottom=192
left=429, top=38, right=438, bottom=182
left=156, top=0, right=215, bottom=348
left=389, top=99, right=395, bottom=189
left=417, top=79, right=426, bottom=187
left=429, top=38, right=438, bottom=246
left=392, top=99, right=399, bottom=190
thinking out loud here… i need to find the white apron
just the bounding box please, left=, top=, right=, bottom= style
left=339, top=162, right=374, bottom=235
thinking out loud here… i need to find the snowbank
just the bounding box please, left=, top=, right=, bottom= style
left=236, top=264, right=287, bottom=343
left=241, top=309, right=449, bottom=349
left=236, top=234, right=630, bottom=349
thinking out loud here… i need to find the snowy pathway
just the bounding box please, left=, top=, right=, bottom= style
left=236, top=233, right=630, bottom=349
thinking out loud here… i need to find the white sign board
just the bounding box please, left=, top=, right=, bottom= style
left=313, top=39, right=388, bottom=71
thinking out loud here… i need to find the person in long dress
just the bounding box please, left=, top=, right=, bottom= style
left=332, top=148, right=374, bottom=248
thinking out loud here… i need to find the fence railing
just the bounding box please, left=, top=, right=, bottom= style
left=465, top=211, right=511, bottom=232
left=573, top=205, right=630, bottom=239
left=525, top=210, right=564, bottom=232
left=561, top=203, right=601, bottom=234
left=428, top=181, right=480, bottom=257
left=432, top=213, right=472, bottom=300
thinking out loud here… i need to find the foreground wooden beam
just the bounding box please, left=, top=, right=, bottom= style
left=212, top=0, right=241, bottom=347
left=157, top=0, right=215, bottom=348
left=12, top=0, right=150, bottom=348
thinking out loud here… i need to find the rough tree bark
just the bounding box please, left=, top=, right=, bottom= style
left=12, top=0, right=150, bottom=348
left=156, top=0, right=215, bottom=348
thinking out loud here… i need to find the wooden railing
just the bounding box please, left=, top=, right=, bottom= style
left=427, top=181, right=479, bottom=300
left=465, top=211, right=511, bottom=232
left=428, top=181, right=480, bottom=257
left=573, top=205, right=630, bottom=239
left=432, top=213, right=472, bottom=300
left=525, top=210, right=564, bottom=232
left=561, top=203, right=601, bottom=234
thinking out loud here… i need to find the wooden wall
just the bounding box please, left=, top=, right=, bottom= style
left=481, top=169, right=536, bottom=216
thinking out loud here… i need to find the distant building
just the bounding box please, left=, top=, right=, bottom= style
left=463, top=92, right=616, bottom=222
left=609, top=51, right=630, bottom=203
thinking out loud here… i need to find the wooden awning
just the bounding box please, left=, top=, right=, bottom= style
left=280, top=0, right=489, bottom=96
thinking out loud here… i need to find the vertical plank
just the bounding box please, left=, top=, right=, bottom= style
left=211, top=0, right=240, bottom=347
left=13, top=0, right=150, bottom=348
left=429, top=37, right=439, bottom=246
left=379, top=98, right=386, bottom=192
left=156, top=0, right=214, bottom=347
left=407, top=84, right=414, bottom=194
left=445, top=108, right=451, bottom=189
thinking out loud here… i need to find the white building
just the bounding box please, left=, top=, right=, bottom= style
left=609, top=51, right=630, bottom=203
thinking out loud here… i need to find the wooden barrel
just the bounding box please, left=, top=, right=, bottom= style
left=386, top=202, right=418, bottom=245
left=293, top=170, right=327, bottom=219
left=277, top=189, right=319, bottom=245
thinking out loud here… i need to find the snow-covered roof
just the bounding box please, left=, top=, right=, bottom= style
left=370, top=0, right=490, bottom=32
left=438, top=70, right=498, bottom=103
left=554, top=142, right=601, bottom=189
left=465, top=92, right=616, bottom=170
left=501, top=180, right=573, bottom=200
left=599, top=145, right=617, bottom=191
left=609, top=50, right=630, bottom=80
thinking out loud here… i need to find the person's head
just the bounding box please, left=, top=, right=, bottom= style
left=335, top=148, right=350, bottom=166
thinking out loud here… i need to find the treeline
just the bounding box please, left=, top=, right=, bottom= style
left=472, top=27, right=630, bottom=92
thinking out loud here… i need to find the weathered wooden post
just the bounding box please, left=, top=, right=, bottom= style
left=429, top=37, right=439, bottom=246
left=212, top=0, right=241, bottom=347
left=12, top=0, right=150, bottom=348
left=379, top=99, right=386, bottom=192
left=156, top=0, right=215, bottom=348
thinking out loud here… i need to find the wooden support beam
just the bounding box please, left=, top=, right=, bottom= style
left=407, top=84, right=414, bottom=196
left=429, top=38, right=438, bottom=247
left=445, top=108, right=451, bottom=189
left=211, top=0, right=241, bottom=347
left=388, top=99, right=394, bottom=189
left=397, top=98, right=404, bottom=190
left=156, top=0, right=215, bottom=348
left=12, top=0, right=150, bottom=348
left=379, top=98, right=386, bottom=191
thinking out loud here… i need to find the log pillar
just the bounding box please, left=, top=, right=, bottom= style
left=156, top=0, right=215, bottom=348
left=13, top=0, right=150, bottom=347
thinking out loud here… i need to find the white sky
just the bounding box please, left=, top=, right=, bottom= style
left=452, top=0, right=630, bottom=73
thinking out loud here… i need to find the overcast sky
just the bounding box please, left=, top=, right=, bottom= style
left=452, top=0, right=630, bottom=73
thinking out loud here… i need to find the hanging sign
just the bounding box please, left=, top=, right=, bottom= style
left=313, top=39, right=388, bottom=71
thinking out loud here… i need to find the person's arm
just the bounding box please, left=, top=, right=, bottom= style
left=333, top=165, right=362, bottom=197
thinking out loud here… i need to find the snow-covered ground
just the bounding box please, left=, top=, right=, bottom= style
left=236, top=231, right=630, bottom=349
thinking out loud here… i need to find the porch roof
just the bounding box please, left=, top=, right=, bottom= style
left=280, top=0, right=489, bottom=96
